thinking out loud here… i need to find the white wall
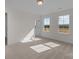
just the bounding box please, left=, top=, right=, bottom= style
left=6, top=9, right=39, bottom=45
left=35, top=9, right=73, bottom=44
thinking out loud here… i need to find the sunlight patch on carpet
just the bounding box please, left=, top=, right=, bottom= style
left=30, top=44, right=51, bottom=53
left=44, top=42, right=60, bottom=48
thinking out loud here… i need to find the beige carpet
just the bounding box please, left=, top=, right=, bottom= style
left=5, top=37, right=73, bottom=59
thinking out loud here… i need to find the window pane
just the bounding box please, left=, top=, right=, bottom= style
left=64, top=15, right=69, bottom=19
left=59, top=18, right=64, bottom=25
left=63, top=18, right=69, bottom=24
left=43, top=17, right=50, bottom=32
left=58, top=15, right=70, bottom=33
left=63, top=15, right=69, bottom=24
left=44, top=17, right=50, bottom=25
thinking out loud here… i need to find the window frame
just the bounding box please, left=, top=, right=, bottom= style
left=58, top=15, right=70, bottom=34
left=43, top=16, right=51, bottom=32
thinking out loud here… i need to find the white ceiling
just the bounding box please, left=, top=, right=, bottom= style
left=5, top=0, right=73, bottom=15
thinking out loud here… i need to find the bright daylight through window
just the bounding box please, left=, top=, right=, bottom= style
left=58, top=15, right=70, bottom=33
left=43, top=17, right=50, bottom=32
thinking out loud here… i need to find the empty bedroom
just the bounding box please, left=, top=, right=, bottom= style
left=5, top=0, right=73, bottom=59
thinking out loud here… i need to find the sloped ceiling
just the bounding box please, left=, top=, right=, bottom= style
left=5, top=0, right=73, bottom=15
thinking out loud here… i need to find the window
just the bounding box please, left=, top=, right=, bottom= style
left=58, top=15, right=70, bottom=33
left=43, top=17, right=50, bottom=32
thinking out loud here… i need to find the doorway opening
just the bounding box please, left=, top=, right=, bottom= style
left=5, top=13, right=8, bottom=45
